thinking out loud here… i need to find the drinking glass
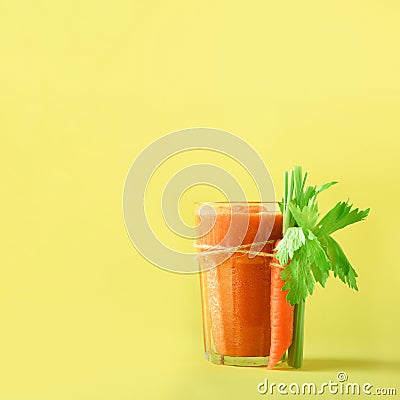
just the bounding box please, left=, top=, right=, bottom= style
left=195, top=202, right=283, bottom=366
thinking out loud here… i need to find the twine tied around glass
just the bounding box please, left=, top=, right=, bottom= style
left=194, top=240, right=284, bottom=270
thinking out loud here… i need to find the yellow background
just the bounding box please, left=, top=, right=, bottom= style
left=1, top=1, right=399, bottom=399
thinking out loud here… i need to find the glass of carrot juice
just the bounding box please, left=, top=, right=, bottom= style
left=195, top=202, right=283, bottom=367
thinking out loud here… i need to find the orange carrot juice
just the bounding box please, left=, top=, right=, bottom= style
left=195, top=202, right=283, bottom=366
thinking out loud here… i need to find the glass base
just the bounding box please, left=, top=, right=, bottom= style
left=205, top=351, right=270, bottom=367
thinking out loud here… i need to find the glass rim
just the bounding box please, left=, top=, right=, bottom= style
left=194, top=201, right=282, bottom=214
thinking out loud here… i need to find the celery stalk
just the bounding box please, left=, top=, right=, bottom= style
left=287, top=300, right=305, bottom=368
left=282, top=167, right=305, bottom=369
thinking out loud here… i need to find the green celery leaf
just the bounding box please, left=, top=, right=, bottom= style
left=302, top=186, right=317, bottom=208
left=316, top=201, right=370, bottom=236
left=281, top=247, right=315, bottom=306
left=280, top=166, right=368, bottom=305
left=275, top=227, right=306, bottom=265
left=305, top=234, right=331, bottom=287
left=322, top=235, right=359, bottom=290
left=288, top=202, right=319, bottom=231
left=308, top=181, right=337, bottom=206
left=315, top=181, right=338, bottom=194
left=292, top=166, right=306, bottom=208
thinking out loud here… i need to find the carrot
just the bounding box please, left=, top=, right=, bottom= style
left=267, top=239, right=294, bottom=369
